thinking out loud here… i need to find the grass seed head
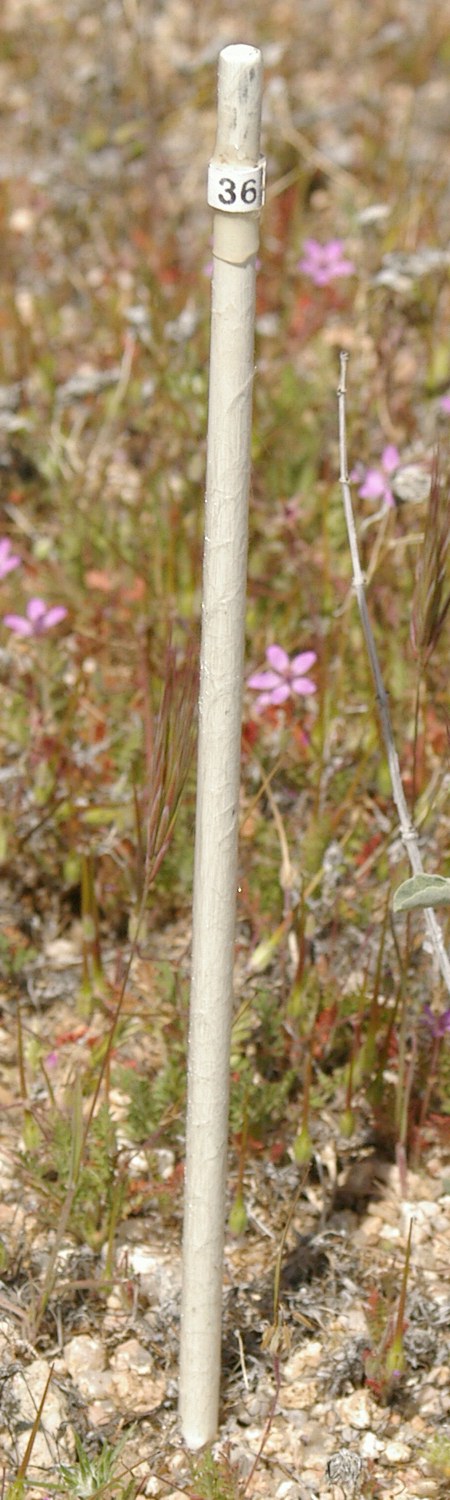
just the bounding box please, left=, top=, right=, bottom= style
left=411, top=450, right=450, bottom=663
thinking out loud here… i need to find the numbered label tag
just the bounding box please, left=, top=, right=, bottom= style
left=207, top=159, right=266, bottom=212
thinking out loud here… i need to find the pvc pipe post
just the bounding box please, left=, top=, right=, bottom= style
left=179, top=43, right=265, bottom=1450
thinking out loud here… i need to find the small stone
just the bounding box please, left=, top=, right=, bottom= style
left=64, top=1333, right=113, bottom=1402
left=9, top=207, right=35, bottom=233
left=84, top=1370, right=115, bottom=1402
left=419, top=1388, right=446, bottom=1418
left=156, top=1492, right=187, bottom=1500
left=378, top=1222, right=400, bottom=1240
left=285, top=1340, right=323, bottom=1378
left=111, top=1337, right=153, bottom=1374
left=360, top=1431, right=383, bottom=1459
left=281, top=1379, right=318, bottom=1410
left=117, top=1244, right=181, bottom=1304
left=357, top=1215, right=383, bottom=1241
left=65, top=1333, right=106, bottom=1374
left=45, top=937, right=79, bottom=966
left=87, top=1397, right=116, bottom=1425
left=297, top=1465, right=323, bottom=1490
left=336, top=1389, right=375, bottom=1430
left=110, top=1337, right=166, bottom=1413
left=384, top=1439, right=411, bottom=1463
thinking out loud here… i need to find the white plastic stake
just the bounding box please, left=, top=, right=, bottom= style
left=179, top=44, right=264, bottom=1449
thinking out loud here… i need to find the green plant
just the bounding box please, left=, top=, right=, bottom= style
left=23, top=1091, right=121, bottom=1250
left=0, top=931, right=38, bottom=980
left=188, top=1448, right=241, bottom=1500
left=229, top=988, right=297, bottom=1144
left=426, top=1432, right=450, bottom=1484
left=363, top=1220, right=413, bottom=1403
left=58, top=1430, right=141, bottom=1499
left=119, top=1057, right=186, bottom=1144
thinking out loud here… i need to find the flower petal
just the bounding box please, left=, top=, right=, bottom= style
left=253, top=692, right=272, bottom=711
left=3, top=613, right=33, bottom=635
left=266, top=644, right=289, bottom=673
left=27, top=598, right=47, bottom=622
left=248, top=670, right=282, bottom=690
left=270, top=683, right=291, bottom=704
left=291, top=677, right=317, bottom=695
left=301, top=239, right=321, bottom=258
left=382, top=444, right=400, bottom=473
left=359, top=471, right=385, bottom=500
left=42, top=606, right=67, bottom=629
left=290, top=651, right=317, bottom=675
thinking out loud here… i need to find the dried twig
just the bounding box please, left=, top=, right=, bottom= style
left=337, top=351, right=450, bottom=995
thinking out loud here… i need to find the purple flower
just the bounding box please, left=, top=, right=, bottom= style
left=4, top=597, right=67, bottom=636
left=355, top=444, right=400, bottom=508
left=248, top=644, right=317, bottom=711
left=0, top=537, right=21, bottom=579
left=297, top=238, right=355, bottom=287
left=440, top=394, right=450, bottom=414
left=421, top=1004, right=450, bottom=1041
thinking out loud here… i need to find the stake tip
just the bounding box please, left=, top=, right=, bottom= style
left=219, top=42, right=262, bottom=65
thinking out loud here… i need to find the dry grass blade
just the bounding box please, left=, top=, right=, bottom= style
left=411, top=450, right=450, bottom=663
left=140, top=635, right=198, bottom=885
left=14, top=1364, right=53, bottom=1483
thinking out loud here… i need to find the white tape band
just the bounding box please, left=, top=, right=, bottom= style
left=207, top=158, right=266, bottom=213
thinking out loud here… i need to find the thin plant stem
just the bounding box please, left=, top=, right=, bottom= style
left=398, top=1025, right=417, bottom=1151
left=242, top=1356, right=282, bottom=1497
left=411, top=668, right=422, bottom=813
left=337, top=352, right=450, bottom=996
left=413, top=1031, right=441, bottom=1164
left=15, top=1364, right=54, bottom=1481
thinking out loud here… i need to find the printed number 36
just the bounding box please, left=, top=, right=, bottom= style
left=218, top=177, right=258, bottom=206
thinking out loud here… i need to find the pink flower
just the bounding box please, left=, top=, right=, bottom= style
left=355, top=444, right=400, bottom=508
left=0, top=537, right=21, bottom=579
left=421, top=1004, right=450, bottom=1040
left=440, top=393, right=450, bottom=414
left=248, top=644, right=317, bottom=711
left=4, top=597, right=67, bottom=636
left=297, top=238, right=355, bottom=287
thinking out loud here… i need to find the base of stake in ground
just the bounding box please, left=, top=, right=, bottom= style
left=178, top=45, right=265, bottom=1449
